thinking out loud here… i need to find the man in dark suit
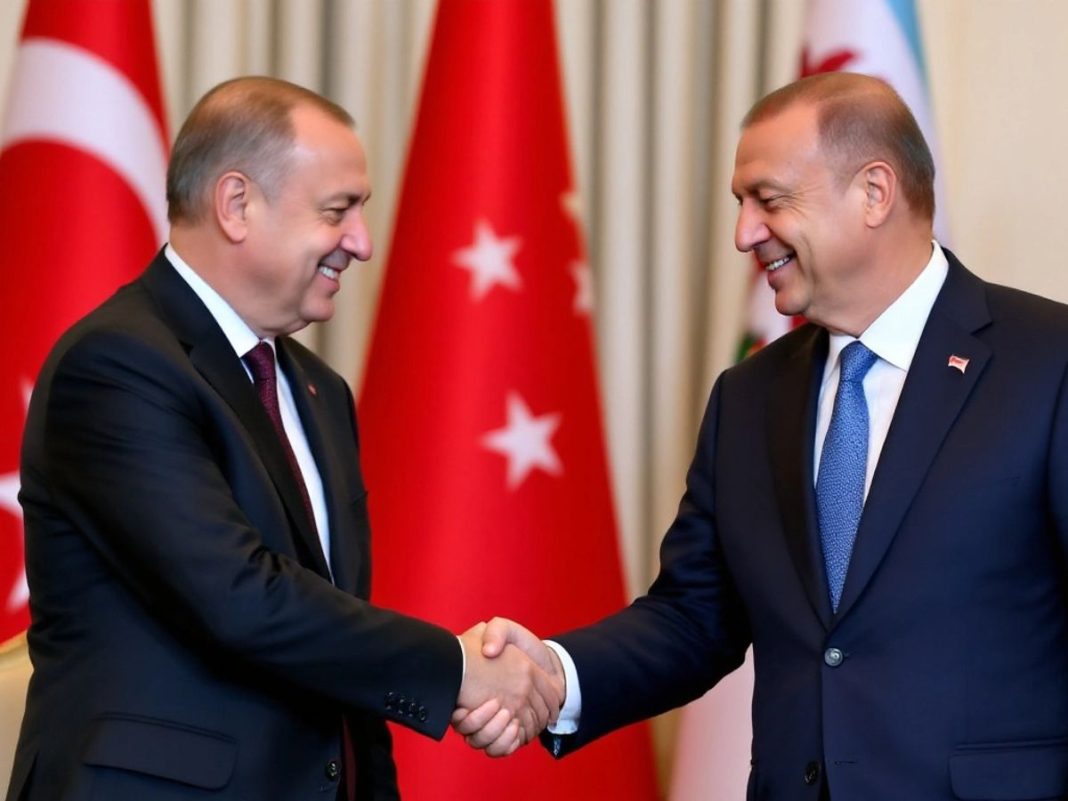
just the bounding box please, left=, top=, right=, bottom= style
left=456, top=72, right=1068, bottom=800
left=8, top=77, right=560, bottom=801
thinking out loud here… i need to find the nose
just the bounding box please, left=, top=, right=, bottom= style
left=734, top=200, right=770, bottom=254
left=342, top=209, right=373, bottom=262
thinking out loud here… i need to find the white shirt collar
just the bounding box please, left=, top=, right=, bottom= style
left=164, top=243, right=266, bottom=359
left=826, top=241, right=949, bottom=375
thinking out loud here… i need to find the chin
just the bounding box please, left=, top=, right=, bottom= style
left=302, top=304, right=336, bottom=325
left=773, top=297, right=802, bottom=318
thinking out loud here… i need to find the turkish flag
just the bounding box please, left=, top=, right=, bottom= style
left=358, top=0, right=657, bottom=797
left=0, top=0, right=168, bottom=643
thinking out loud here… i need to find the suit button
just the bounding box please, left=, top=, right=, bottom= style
left=824, top=647, right=843, bottom=667
left=418, top=706, right=428, bottom=722
left=407, top=700, right=418, bottom=716
left=803, top=760, right=821, bottom=785
left=325, top=759, right=340, bottom=781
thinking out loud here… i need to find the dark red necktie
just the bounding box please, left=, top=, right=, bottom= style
left=244, top=342, right=356, bottom=800
left=243, top=341, right=317, bottom=535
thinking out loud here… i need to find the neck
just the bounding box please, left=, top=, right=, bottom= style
left=823, top=232, right=933, bottom=337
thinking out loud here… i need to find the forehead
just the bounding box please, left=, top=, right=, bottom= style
left=731, top=102, right=824, bottom=194
left=285, top=104, right=370, bottom=195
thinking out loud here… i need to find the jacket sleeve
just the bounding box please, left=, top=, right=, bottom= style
left=543, top=376, right=751, bottom=756
left=27, top=326, right=463, bottom=739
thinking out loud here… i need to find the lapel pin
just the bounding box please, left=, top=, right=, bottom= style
left=947, top=354, right=969, bottom=374
left=307, top=383, right=318, bottom=397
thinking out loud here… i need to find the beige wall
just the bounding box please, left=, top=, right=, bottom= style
left=921, top=0, right=1068, bottom=302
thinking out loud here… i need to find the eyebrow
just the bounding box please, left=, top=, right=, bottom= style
left=325, top=190, right=371, bottom=206
left=732, top=179, right=788, bottom=199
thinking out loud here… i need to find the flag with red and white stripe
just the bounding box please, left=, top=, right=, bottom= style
left=0, top=0, right=168, bottom=643
left=358, top=0, right=657, bottom=796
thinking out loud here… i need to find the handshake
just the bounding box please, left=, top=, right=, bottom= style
left=454, top=617, right=565, bottom=757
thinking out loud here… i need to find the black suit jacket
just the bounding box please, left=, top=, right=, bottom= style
left=8, top=252, right=462, bottom=801
left=546, top=252, right=1068, bottom=801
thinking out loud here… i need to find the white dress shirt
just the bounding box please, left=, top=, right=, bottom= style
left=164, top=244, right=333, bottom=571
left=549, top=242, right=950, bottom=735
left=815, top=242, right=949, bottom=495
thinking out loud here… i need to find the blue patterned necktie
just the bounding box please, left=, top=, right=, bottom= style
left=817, top=341, right=878, bottom=612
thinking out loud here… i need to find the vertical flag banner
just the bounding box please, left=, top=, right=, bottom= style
left=359, top=0, right=657, bottom=798
left=673, top=1, right=947, bottom=797
left=0, top=0, right=168, bottom=643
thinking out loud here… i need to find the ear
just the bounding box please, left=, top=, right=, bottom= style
left=214, top=171, right=253, bottom=243
left=858, top=161, right=896, bottom=228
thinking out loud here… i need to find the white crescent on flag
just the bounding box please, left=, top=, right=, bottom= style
left=1, top=38, right=168, bottom=243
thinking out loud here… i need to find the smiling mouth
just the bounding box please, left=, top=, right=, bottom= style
left=318, top=264, right=340, bottom=280
left=765, top=253, right=795, bottom=272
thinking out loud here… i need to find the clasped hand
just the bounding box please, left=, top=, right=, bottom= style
left=454, top=618, right=564, bottom=757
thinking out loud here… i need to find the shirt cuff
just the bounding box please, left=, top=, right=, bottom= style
left=456, top=634, right=466, bottom=681
left=544, top=640, right=581, bottom=734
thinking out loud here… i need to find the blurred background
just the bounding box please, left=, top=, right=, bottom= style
left=1, top=1, right=1067, bottom=798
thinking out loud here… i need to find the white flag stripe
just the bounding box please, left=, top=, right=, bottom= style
left=2, top=38, right=168, bottom=243
left=803, top=0, right=950, bottom=241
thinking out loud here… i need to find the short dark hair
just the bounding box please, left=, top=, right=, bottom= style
left=744, top=72, right=935, bottom=221
left=166, top=76, right=354, bottom=223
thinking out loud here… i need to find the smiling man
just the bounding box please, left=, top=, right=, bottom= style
left=458, top=73, right=1068, bottom=801
left=8, top=77, right=561, bottom=801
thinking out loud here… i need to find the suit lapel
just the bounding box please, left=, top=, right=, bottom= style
left=141, top=254, right=332, bottom=580
left=276, top=341, right=359, bottom=593
left=768, top=325, right=834, bottom=629
left=835, top=254, right=992, bottom=618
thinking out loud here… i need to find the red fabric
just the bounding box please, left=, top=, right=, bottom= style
left=358, top=0, right=657, bottom=797
left=0, top=0, right=167, bottom=643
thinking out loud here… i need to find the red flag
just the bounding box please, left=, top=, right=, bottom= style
left=0, top=0, right=168, bottom=643
left=359, top=0, right=657, bottom=797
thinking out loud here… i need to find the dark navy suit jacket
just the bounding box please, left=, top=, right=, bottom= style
left=547, top=251, right=1068, bottom=801
left=9, top=251, right=462, bottom=800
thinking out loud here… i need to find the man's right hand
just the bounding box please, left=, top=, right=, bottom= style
left=453, top=618, right=565, bottom=756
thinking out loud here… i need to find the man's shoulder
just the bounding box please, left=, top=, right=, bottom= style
left=944, top=248, right=1068, bottom=336
left=726, top=322, right=823, bottom=381
left=46, top=277, right=163, bottom=364
left=983, top=280, right=1068, bottom=333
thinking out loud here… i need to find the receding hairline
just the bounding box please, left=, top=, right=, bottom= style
left=166, top=76, right=356, bottom=223
left=740, top=72, right=936, bottom=221
left=743, top=72, right=900, bottom=129
left=197, top=76, right=354, bottom=126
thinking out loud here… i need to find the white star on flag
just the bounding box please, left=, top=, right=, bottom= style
left=570, top=261, right=594, bottom=315
left=482, top=391, right=563, bottom=490
left=1, top=379, right=33, bottom=612
left=452, top=218, right=522, bottom=300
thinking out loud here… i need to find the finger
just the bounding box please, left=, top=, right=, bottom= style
left=516, top=700, right=538, bottom=744
left=465, top=708, right=513, bottom=750
left=532, top=693, right=551, bottom=731
left=452, top=699, right=500, bottom=736
left=481, top=617, right=514, bottom=658
left=528, top=660, right=562, bottom=725
left=484, top=719, right=522, bottom=758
